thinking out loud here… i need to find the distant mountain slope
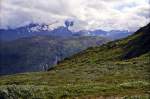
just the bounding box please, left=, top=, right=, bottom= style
left=74, top=29, right=132, bottom=40
left=0, top=35, right=108, bottom=75
left=91, top=30, right=132, bottom=40
left=0, top=23, right=149, bottom=98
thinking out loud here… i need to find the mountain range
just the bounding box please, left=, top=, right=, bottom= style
left=0, top=23, right=149, bottom=98
left=0, top=23, right=132, bottom=41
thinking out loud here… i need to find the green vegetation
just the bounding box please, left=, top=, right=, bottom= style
left=0, top=23, right=150, bottom=98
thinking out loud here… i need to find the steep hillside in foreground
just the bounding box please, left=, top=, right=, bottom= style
left=0, top=23, right=150, bottom=98
left=0, top=36, right=108, bottom=75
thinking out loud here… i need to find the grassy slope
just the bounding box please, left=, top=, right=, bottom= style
left=0, top=24, right=150, bottom=98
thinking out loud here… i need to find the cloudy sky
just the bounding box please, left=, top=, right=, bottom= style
left=0, top=0, right=150, bottom=31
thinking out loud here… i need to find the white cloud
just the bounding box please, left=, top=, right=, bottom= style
left=0, top=0, right=149, bottom=31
